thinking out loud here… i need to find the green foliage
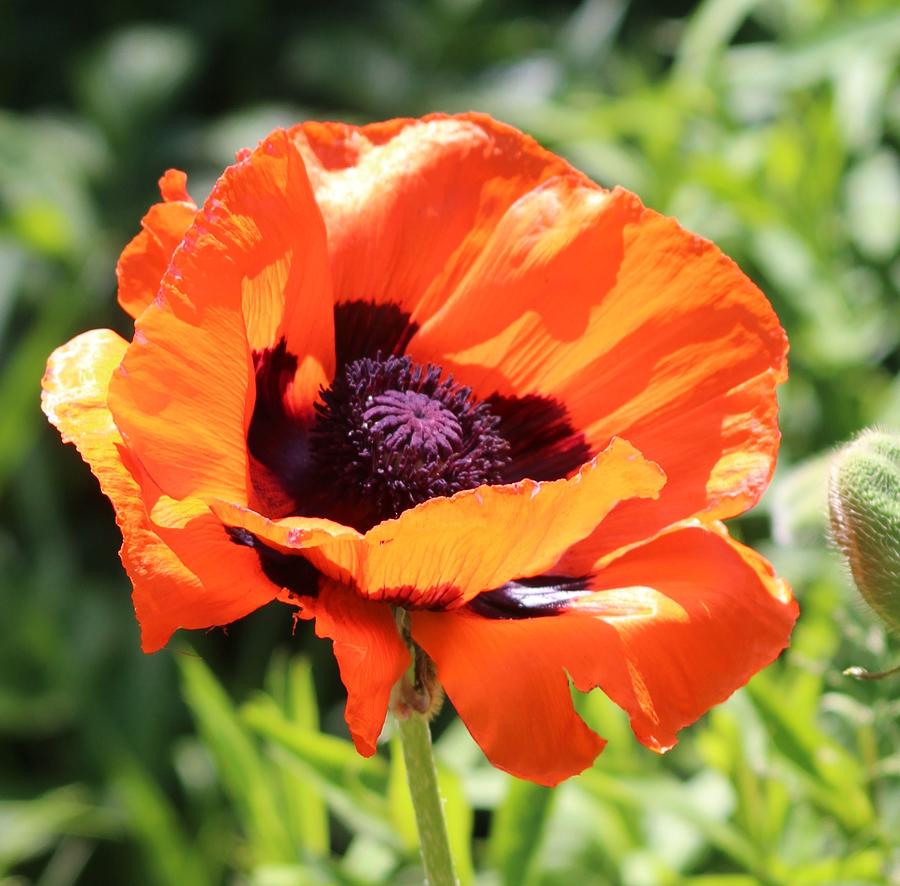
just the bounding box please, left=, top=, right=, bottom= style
left=489, top=778, right=555, bottom=886
left=2, top=0, right=899, bottom=884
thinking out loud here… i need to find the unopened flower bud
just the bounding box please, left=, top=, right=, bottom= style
left=829, top=429, right=900, bottom=637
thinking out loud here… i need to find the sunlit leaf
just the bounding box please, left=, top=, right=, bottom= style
left=242, top=696, right=397, bottom=847
left=0, top=787, right=118, bottom=875
left=177, top=653, right=295, bottom=865
left=264, top=654, right=330, bottom=857
left=489, top=778, right=554, bottom=886
left=111, top=759, right=212, bottom=886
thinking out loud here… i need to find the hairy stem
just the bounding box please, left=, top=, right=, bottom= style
left=397, top=708, right=458, bottom=885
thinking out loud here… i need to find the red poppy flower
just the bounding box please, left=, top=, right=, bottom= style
left=43, top=114, right=797, bottom=785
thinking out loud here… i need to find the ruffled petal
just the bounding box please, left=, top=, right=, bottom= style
left=411, top=603, right=607, bottom=785
left=208, top=499, right=360, bottom=549
left=290, top=114, right=576, bottom=330
left=107, top=129, right=334, bottom=504
left=575, top=524, right=796, bottom=752
left=407, top=179, right=785, bottom=550
left=42, top=330, right=279, bottom=653
left=241, top=437, right=664, bottom=607
left=116, top=169, right=198, bottom=320
left=297, top=581, right=410, bottom=755
left=411, top=524, right=796, bottom=785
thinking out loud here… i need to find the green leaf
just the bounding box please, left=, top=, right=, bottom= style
left=674, top=0, right=763, bottom=81
left=433, top=718, right=506, bottom=810
left=0, top=786, right=118, bottom=875
left=242, top=696, right=397, bottom=847
left=340, top=835, right=398, bottom=885
left=387, top=734, right=418, bottom=853
left=434, top=761, right=474, bottom=886
left=0, top=284, right=84, bottom=496
left=264, top=655, right=330, bottom=857
left=780, top=847, right=886, bottom=884
left=844, top=151, right=900, bottom=261
left=682, top=877, right=760, bottom=885
left=723, top=10, right=900, bottom=97
left=488, top=778, right=555, bottom=886
left=695, top=701, right=790, bottom=855
left=111, top=759, right=211, bottom=886
left=745, top=673, right=875, bottom=833
left=580, top=770, right=765, bottom=878
left=769, top=452, right=833, bottom=548
left=177, top=652, right=295, bottom=865
left=0, top=111, right=105, bottom=258
left=75, top=26, right=198, bottom=139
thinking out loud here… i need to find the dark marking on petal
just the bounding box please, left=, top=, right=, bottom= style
left=226, top=526, right=255, bottom=547
left=226, top=525, right=320, bottom=596
left=247, top=305, right=419, bottom=519
left=488, top=394, right=592, bottom=482
left=247, top=338, right=316, bottom=514
left=368, top=583, right=464, bottom=610
left=468, top=574, right=592, bottom=619
left=253, top=338, right=297, bottom=417
left=226, top=525, right=461, bottom=611
left=334, top=300, right=418, bottom=368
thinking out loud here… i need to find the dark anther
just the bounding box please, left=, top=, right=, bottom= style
left=311, top=355, right=510, bottom=529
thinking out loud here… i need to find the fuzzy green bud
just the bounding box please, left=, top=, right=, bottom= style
left=829, top=429, right=900, bottom=636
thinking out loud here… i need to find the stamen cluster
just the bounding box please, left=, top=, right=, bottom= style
left=312, top=355, right=510, bottom=527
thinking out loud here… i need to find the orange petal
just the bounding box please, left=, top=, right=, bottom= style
left=409, top=181, right=786, bottom=552
left=411, top=605, right=607, bottom=785
left=301, top=437, right=664, bottom=606
left=132, top=488, right=283, bottom=651
left=411, top=524, right=796, bottom=785
left=108, top=130, right=334, bottom=504
left=291, top=114, right=576, bottom=327
left=297, top=581, right=410, bottom=755
left=116, top=170, right=197, bottom=320
left=208, top=499, right=361, bottom=550
left=42, top=330, right=279, bottom=653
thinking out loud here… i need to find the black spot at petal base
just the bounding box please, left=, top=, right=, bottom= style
left=226, top=525, right=320, bottom=597
left=468, top=575, right=592, bottom=619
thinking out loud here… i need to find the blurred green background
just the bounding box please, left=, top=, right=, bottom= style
left=2, top=0, right=899, bottom=883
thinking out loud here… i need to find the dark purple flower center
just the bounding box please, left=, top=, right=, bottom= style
left=311, top=355, right=510, bottom=527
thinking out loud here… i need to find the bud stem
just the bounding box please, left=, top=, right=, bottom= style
left=843, top=663, right=900, bottom=681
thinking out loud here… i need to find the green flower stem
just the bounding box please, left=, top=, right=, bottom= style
left=397, top=711, right=458, bottom=886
